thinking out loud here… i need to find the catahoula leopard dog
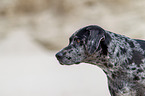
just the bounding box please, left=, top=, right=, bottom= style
left=55, top=25, right=145, bottom=96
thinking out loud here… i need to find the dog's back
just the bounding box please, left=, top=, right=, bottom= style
left=135, top=39, right=145, bottom=50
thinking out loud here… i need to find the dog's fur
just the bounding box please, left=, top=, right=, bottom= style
left=55, top=25, right=145, bottom=96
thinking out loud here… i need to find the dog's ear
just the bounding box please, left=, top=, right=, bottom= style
left=86, top=27, right=105, bottom=55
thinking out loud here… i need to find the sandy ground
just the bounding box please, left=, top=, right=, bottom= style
left=0, top=30, right=110, bottom=96
left=1, top=1, right=145, bottom=96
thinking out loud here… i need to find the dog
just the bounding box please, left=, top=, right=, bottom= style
left=55, top=25, right=145, bottom=96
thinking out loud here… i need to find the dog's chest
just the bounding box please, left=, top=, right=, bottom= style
left=108, top=78, right=137, bottom=96
left=116, top=87, right=136, bottom=96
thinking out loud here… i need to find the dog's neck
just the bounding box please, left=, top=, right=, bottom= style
left=84, top=32, right=130, bottom=72
left=84, top=31, right=142, bottom=78
left=84, top=31, right=145, bottom=85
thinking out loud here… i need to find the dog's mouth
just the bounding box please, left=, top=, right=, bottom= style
left=58, top=61, right=63, bottom=65
left=75, top=62, right=80, bottom=64
left=57, top=60, right=80, bottom=65
left=56, top=52, right=81, bottom=65
left=57, top=60, right=65, bottom=65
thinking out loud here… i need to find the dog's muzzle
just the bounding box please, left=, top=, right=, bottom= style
left=55, top=52, right=63, bottom=60
left=55, top=52, right=64, bottom=64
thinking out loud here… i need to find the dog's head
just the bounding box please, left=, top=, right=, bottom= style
left=55, top=25, right=111, bottom=65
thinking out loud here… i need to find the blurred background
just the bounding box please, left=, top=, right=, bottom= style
left=0, top=0, right=145, bottom=96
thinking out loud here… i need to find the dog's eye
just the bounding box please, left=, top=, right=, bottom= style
left=76, top=39, right=80, bottom=43
left=74, top=38, right=80, bottom=43
left=74, top=38, right=82, bottom=44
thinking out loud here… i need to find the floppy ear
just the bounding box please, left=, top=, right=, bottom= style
left=87, top=28, right=105, bottom=55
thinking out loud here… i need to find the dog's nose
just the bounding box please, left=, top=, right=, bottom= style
left=55, top=52, right=63, bottom=60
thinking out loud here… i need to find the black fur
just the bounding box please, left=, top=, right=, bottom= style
left=56, top=25, right=145, bottom=96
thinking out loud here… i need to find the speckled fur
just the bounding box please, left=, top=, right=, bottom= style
left=56, top=25, right=145, bottom=96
